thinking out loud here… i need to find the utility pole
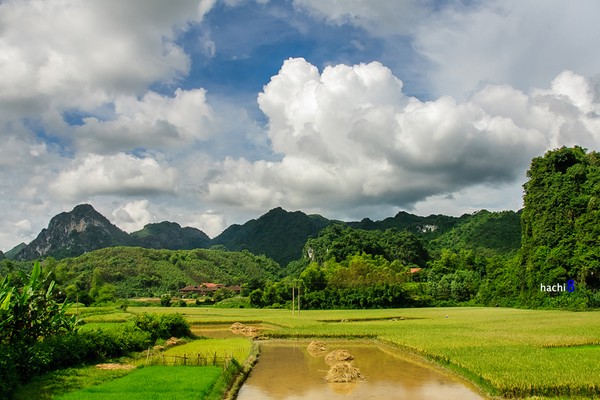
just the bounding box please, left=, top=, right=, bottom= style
left=292, top=285, right=295, bottom=315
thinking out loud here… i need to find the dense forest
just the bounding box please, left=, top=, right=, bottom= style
left=1, top=146, right=599, bottom=310
left=520, top=146, right=600, bottom=305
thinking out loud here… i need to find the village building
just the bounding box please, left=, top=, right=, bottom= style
left=179, top=282, right=241, bottom=296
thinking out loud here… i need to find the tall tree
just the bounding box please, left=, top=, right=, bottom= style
left=521, top=146, right=600, bottom=300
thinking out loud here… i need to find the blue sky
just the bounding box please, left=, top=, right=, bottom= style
left=2, top=0, right=600, bottom=251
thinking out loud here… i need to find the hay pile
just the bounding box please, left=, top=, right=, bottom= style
left=230, top=322, right=260, bottom=336
left=307, top=340, right=328, bottom=357
left=165, top=337, right=185, bottom=346
left=325, top=362, right=365, bottom=383
left=324, top=349, right=354, bottom=365
left=322, top=348, right=365, bottom=384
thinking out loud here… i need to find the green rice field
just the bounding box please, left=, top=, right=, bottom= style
left=56, top=366, right=222, bottom=400
left=17, top=306, right=600, bottom=399
left=128, top=306, right=600, bottom=399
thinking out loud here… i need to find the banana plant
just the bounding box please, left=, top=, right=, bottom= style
left=1, top=261, right=77, bottom=346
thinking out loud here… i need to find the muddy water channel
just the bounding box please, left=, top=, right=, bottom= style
left=236, top=340, right=485, bottom=400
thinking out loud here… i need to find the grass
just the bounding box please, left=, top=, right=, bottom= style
left=162, top=337, right=252, bottom=363
left=81, top=312, right=134, bottom=324
left=136, top=337, right=253, bottom=368
left=16, top=306, right=600, bottom=399
left=55, top=366, right=222, bottom=400
left=12, top=366, right=134, bottom=400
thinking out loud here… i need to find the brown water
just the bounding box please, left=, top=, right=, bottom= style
left=236, top=340, right=486, bottom=400
left=191, top=324, right=240, bottom=339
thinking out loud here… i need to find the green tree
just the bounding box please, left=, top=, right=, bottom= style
left=249, top=288, right=264, bottom=307
left=299, top=262, right=327, bottom=291
left=521, top=146, right=600, bottom=302
left=95, top=284, right=117, bottom=304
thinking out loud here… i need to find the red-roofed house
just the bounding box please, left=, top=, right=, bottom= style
left=179, top=283, right=241, bottom=296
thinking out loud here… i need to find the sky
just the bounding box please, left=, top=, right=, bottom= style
left=2, top=0, right=600, bottom=251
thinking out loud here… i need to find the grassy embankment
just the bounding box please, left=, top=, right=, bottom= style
left=14, top=306, right=600, bottom=399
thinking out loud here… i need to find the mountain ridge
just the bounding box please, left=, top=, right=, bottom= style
left=9, top=204, right=522, bottom=264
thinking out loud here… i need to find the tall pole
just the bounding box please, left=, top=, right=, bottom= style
left=298, top=286, right=301, bottom=315
left=292, top=285, right=295, bottom=315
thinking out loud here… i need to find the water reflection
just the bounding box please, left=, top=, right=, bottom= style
left=237, top=340, right=485, bottom=400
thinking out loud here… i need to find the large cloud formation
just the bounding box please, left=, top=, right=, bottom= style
left=295, top=0, right=600, bottom=100
left=2, top=0, right=600, bottom=250
left=205, top=58, right=599, bottom=216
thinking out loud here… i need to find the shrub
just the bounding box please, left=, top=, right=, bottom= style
left=159, top=313, right=192, bottom=338
left=213, top=296, right=251, bottom=309
left=133, top=313, right=192, bottom=342
left=27, top=326, right=151, bottom=375
left=160, top=294, right=172, bottom=307
left=0, top=345, right=18, bottom=399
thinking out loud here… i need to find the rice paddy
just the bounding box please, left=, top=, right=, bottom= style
left=181, top=306, right=600, bottom=398
left=55, top=366, right=222, bottom=400
left=21, top=306, right=600, bottom=399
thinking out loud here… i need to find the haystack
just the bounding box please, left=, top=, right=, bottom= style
left=230, top=322, right=260, bottom=336
left=325, top=362, right=365, bottom=383
left=165, top=337, right=183, bottom=346
left=230, top=322, right=246, bottom=331
left=307, top=340, right=328, bottom=357
left=324, top=349, right=354, bottom=365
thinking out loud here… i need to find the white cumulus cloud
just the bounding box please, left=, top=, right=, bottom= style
left=112, top=200, right=157, bottom=232
left=73, top=88, right=213, bottom=153
left=50, top=153, right=179, bottom=200
left=0, top=0, right=215, bottom=115
left=205, top=58, right=600, bottom=217
left=294, top=0, right=600, bottom=100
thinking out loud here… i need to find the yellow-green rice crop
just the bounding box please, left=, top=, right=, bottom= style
left=161, top=337, right=252, bottom=364
left=144, top=306, right=600, bottom=399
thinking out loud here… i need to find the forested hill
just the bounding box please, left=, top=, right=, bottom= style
left=428, top=210, right=522, bottom=256
left=8, top=204, right=522, bottom=266
left=40, top=247, right=280, bottom=303
left=211, top=207, right=334, bottom=266
left=520, top=146, right=600, bottom=296
left=349, top=210, right=522, bottom=256
left=130, top=221, right=211, bottom=250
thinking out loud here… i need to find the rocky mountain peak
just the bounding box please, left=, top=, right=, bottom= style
left=15, top=204, right=131, bottom=260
